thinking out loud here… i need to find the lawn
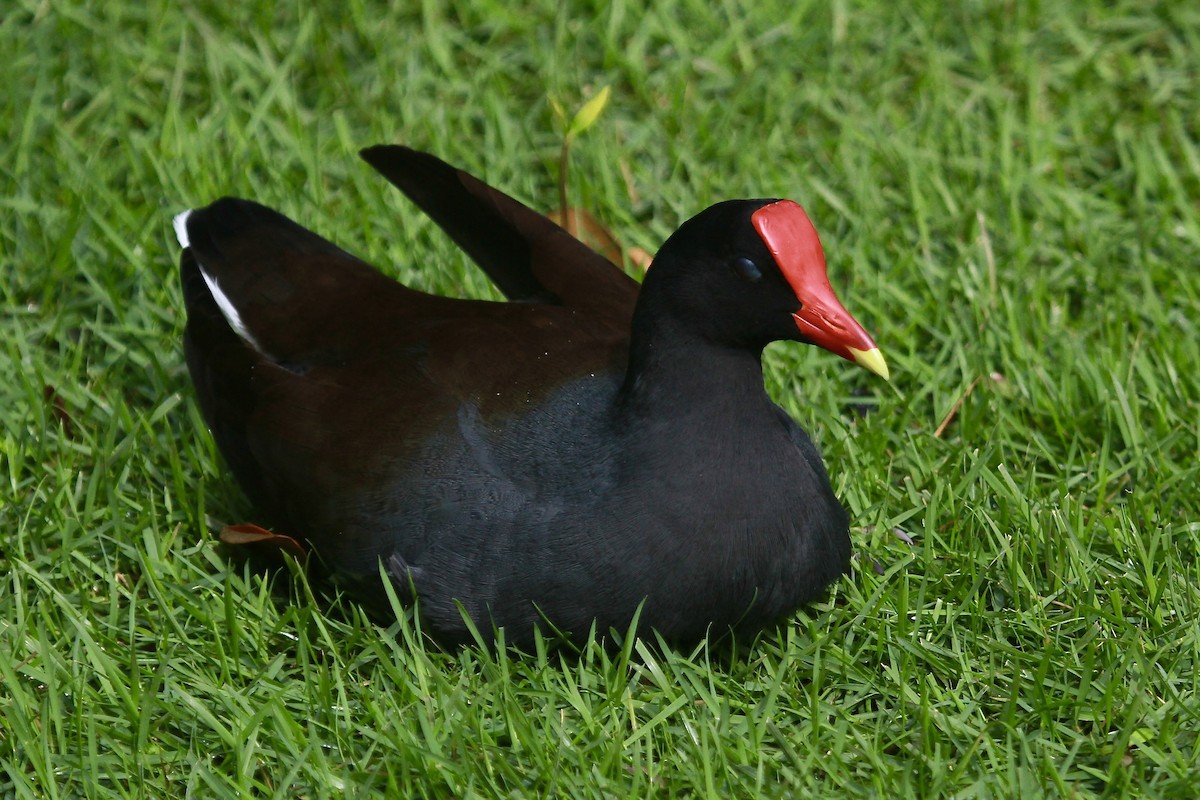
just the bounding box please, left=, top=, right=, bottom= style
left=3, top=0, right=1199, bottom=796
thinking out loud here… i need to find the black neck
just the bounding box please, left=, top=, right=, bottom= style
left=617, top=304, right=772, bottom=420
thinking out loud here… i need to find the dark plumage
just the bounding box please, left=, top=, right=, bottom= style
left=176, top=145, right=888, bottom=647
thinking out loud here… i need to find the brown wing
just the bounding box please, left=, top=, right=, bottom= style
left=179, top=191, right=631, bottom=536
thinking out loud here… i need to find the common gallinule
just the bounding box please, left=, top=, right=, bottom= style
left=175, top=145, right=888, bottom=647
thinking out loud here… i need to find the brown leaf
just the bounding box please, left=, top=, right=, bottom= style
left=43, top=385, right=76, bottom=438
left=549, top=208, right=654, bottom=272
left=220, top=523, right=309, bottom=560
left=549, top=207, right=620, bottom=263
left=627, top=247, right=654, bottom=272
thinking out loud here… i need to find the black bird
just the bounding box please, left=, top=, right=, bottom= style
left=175, top=145, right=888, bottom=647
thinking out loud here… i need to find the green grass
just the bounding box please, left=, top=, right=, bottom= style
left=3, top=0, right=1199, bottom=796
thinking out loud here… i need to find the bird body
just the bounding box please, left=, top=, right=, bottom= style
left=176, top=145, right=886, bottom=646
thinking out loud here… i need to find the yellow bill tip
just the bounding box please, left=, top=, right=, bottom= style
left=848, top=346, right=890, bottom=381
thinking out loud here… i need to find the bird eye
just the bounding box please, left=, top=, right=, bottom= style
left=732, top=257, right=763, bottom=283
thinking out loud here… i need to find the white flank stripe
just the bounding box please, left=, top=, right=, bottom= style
left=199, top=269, right=263, bottom=352
left=172, top=210, right=192, bottom=248
left=176, top=207, right=265, bottom=354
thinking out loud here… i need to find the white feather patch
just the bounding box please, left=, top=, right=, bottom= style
left=172, top=210, right=192, bottom=248
left=200, top=269, right=264, bottom=353
left=175, top=209, right=264, bottom=352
